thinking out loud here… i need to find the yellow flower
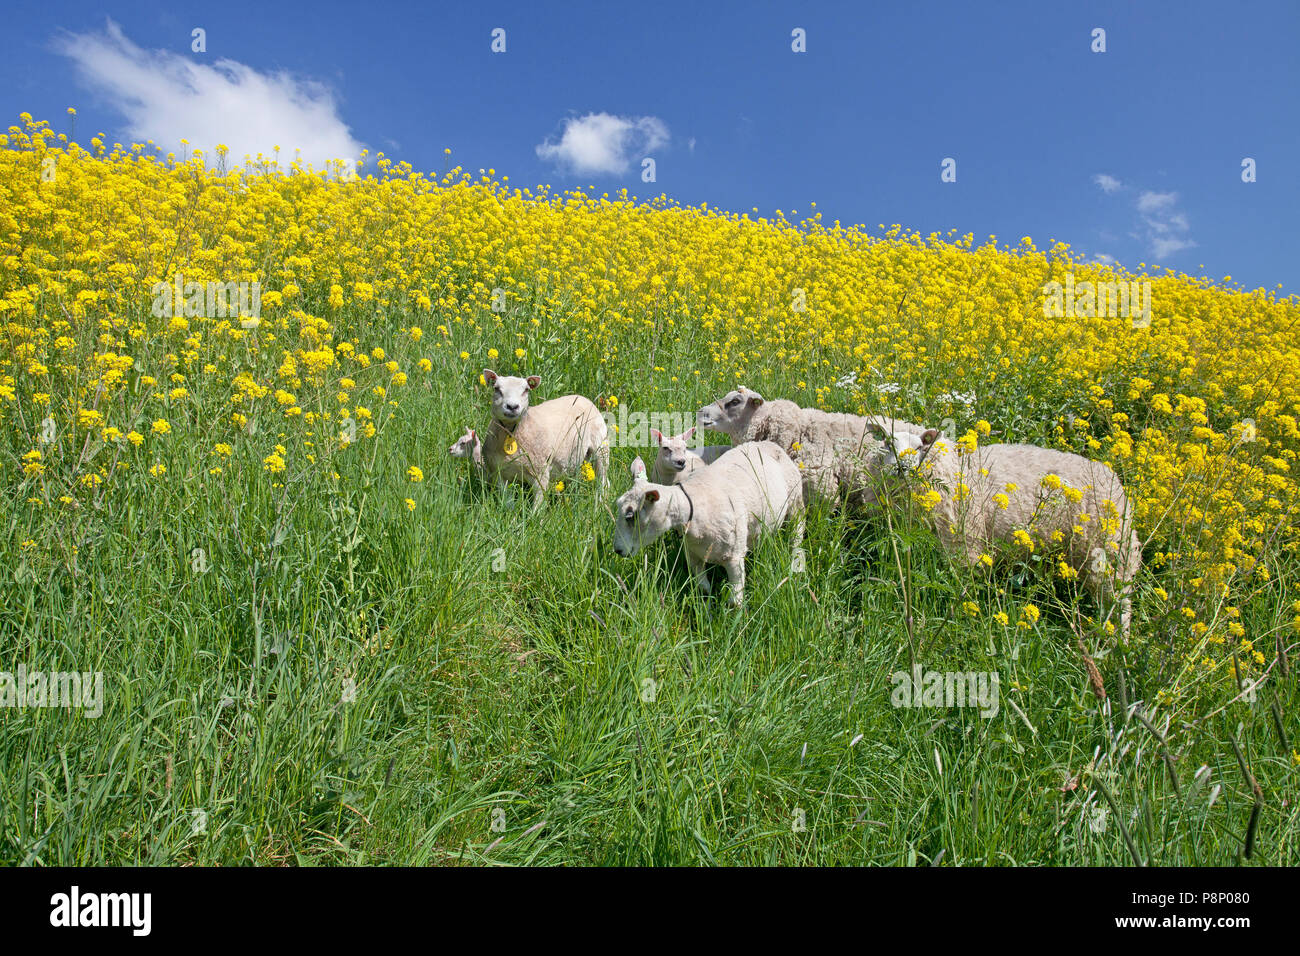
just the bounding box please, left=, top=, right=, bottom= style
left=151, top=419, right=170, bottom=435
left=404, top=497, right=416, bottom=511
left=407, top=465, right=424, bottom=482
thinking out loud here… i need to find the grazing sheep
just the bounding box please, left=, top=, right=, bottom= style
left=869, top=426, right=1142, bottom=634
left=478, top=369, right=610, bottom=509
left=649, top=426, right=730, bottom=485
left=695, top=386, right=922, bottom=507
left=611, top=441, right=804, bottom=606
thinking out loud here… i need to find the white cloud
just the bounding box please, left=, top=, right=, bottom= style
left=53, top=20, right=363, bottom=168
left=1092, top=173, right=1122, bottom=194
left=1136, top=190, right=1176, bottom=214
left=535, top=112, right=669, bottom=175
left=1136, top=190, right=1195, bottom=259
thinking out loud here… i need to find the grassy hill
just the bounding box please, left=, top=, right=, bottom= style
left=1, top=115, right=1297, bottom=864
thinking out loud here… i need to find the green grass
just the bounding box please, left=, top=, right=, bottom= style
left=1, top=306, right=1297, bottom=866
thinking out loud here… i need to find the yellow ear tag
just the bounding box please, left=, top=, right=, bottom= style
left=503, top=436, right=518, bottom=456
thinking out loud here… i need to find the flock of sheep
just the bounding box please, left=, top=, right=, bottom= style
left=449, top=370, right=1142, bottom=631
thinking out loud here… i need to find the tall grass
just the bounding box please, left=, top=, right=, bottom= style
left=2, top=301, right=1295, bottom=866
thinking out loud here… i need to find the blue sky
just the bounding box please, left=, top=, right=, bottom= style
left=3, top=0, right=1297, bottom=292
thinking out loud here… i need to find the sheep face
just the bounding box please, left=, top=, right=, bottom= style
left=696, top=387, right=764, bottom=438
left=612, top=456, right=670, bottom=557
left=653, top=427, right=695, bottom=474
left=483, top=368, right=540, bottom=425
left=869, top=425, right=940, bottom=478
left=447, top=427, right=479, bottom=459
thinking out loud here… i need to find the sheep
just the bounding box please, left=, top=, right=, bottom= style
left=695, top=386, right=922, bottom=507
left=447, top=426, right=485, bottom=468
left=649, top=426, right=730, bottom=485
left=611, top=441, right=804, bottom=606
left=476, top=369, right=610, bottom=509
left=868, top=425, right=1142, bottom=634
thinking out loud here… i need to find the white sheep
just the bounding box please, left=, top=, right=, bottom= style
left=869, top=426, right=1142, bottom=634
left=612, top=441, right=804, bottom=606
left=649, top=426, right=730, bottom=485
left=447, top=426, right=484, bottom=466
left=696, top=386, right=922, bottom=507
left=474, top=369, right=610, bottom=509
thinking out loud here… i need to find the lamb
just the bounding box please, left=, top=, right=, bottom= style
left=611, top=441, right=804, bottom=606
left=869, top=426, right=1142, bottom=634
left=473, top=369, right=610, bottom=509
left=447, top=427, right=484, bottom=466
left=649, top=426, right=730, bottom=485
left=695, top=386, right=922, bottom=507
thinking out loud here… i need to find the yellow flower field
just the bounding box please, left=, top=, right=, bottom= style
left=2, top=113, right=1298, bottom=676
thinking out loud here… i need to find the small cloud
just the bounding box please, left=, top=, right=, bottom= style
left=1136, top=190, right=1177, bottom=214
left=1092, top=173, right=1122, bottom=194
left=52, top=19, right=363, bottom=168
left=535, top=112, right=669, bottom=175
left=687, top=137, right=696, bottom=154
left=1136, top=190, right=1195, bottom=259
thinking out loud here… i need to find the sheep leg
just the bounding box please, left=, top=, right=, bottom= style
left=1084, top=566, right=1130, bottom=637
left=685, top=550, right=711, bottom=595
left=497, top=476, right=516, bottom=509
left=593, top=440, right=610, bottom=489
left=529, top=469, right=549, bottom=512
left=724, top=557, right=746, bottom=607
left=789, top=508, right=806, bottom=549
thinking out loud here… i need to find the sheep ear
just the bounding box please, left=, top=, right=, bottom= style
left=651, top=429, right=664, bottom=445
left=921, top=429, right=940, bottom=446
left=748, top=392, right=764, bottom=407
left=483, top=368, right=498, bottom=385
left=630, top=456, right=646, bottom=477
left=643, top=489, right=660, bottom=503
left=684, top=426, right=695, bottom=441
left=526, top=375, right=541, bottom=390
left=468, top=428, right=477, bottom=440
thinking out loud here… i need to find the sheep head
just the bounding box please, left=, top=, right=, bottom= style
left=652, top=426, right=695, bottom=474
left=612, top=455, right=672, bottom=557
left=696, top=387, right=764, bottom=438
left=868, top=424, right=941, bottom=478
left=448, top=427, right=480, bottom=460
left=484, top=368, right=541, bottom=425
